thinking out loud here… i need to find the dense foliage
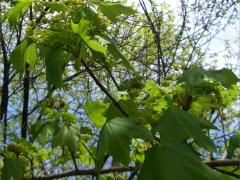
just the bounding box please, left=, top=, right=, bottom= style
left=0, top=0, right=239, bottom=179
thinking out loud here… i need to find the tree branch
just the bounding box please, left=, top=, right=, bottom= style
left=21, top=5, right=33, bottom=139
left=0, top=21, right=10, bottom=144
left=139, top=0, right=167, bottom=82
left=21, top=63, right=30, bottom=139
left=205, top=160, right=240, bottom=168
left=26, top=160, right=240, bottom=180
left=28, top=166, right=137, bottom=180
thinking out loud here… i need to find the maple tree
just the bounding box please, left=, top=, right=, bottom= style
left=0, top=0, right=239, bottom=179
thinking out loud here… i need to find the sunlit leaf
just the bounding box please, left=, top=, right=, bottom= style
left=25, top=42, right=38, bottom=68
left=10, top=38, right=29, bottom=73
left=98, top=2, right=137, bottom=22
left=42, top=2, right=70, bottom=12
left=7, top=0, right=35, bottom=29
left=84, top=99, right=107, bottom=128
left=71, top=19, right=106, bottom=56
left=10, top=38, right=38, bottom=73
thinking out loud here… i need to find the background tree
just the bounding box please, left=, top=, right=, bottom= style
left=0, top=0, right=239, bottom=179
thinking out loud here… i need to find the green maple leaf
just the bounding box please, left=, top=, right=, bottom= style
left=153, top=106, right=216, bottom=150
left=52, top=125, right=80, bottom=152
left=138, top=141, right=224, bottom=180
left=45, top=48, right=67, bottom=88
left=104, top=99, right=138, bottom=120
left=42, top=2, right=70, bottom=12
left=178, top=67, right=206, bottom=86
left=179, top=67, right=239, bottom=89
left=84, top=99, right=107, bottom=128
left=30, top=121, right=53, bottom=145
left=96, top=117, right=152, bottom=169
left=98, top=33, right=134, bottom=70
left=10, top=38, right=38, bottom=73
left=71, top=19, right=106, bottom=56
left=107, top=43, right=133, bottom=70
left=1, top=157, right=27, bottom=180
left=7, top=0, right=35, bottom=29
left=227, top=131, right=240, bottom=158
left=206, top=68, right=240, bottom=88
left=98, top=2, right=137, bottom=23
